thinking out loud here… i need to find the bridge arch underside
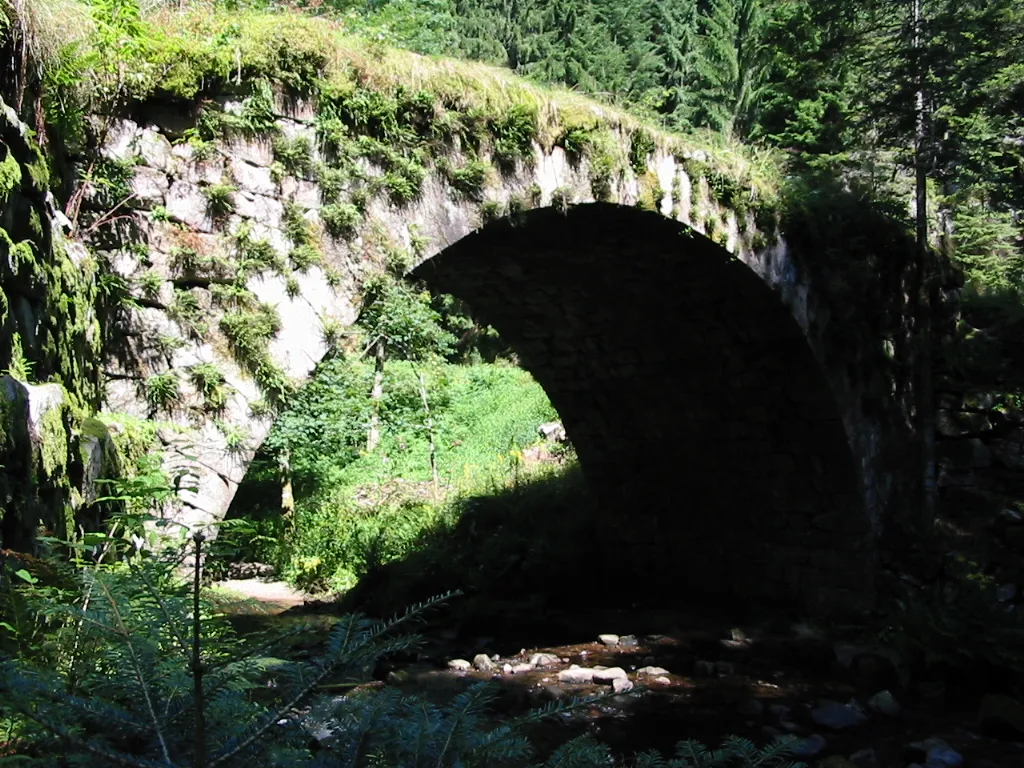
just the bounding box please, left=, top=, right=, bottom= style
left=412, top=204, right=873, bottom=615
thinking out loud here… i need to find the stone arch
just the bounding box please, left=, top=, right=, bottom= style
left=409, top=203, right=872, bottom=613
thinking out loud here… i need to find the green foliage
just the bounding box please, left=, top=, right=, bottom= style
left=881, top=553, right=1024, bottom=681
left=629, top=129, right=657, bottom=173
left=358, top=276, right=456, bottom=362
left=289, top=243, right=323, bottom=272
left=169, top=289, right=210, bottom=340
left=272, top=134, right=314, bottom=177
left=203, top=182, right=237, bottom=219
left=320, top=202, right=362, bottom=239
left=188, top=361, right=232, bottom=413
left=444, top=157, right=491, bottom=200
left=490, top=105, right=538, bottom=170
left=633, top=736, right=807, bottom=767
left=0, top=538, right=467, bottom=767
left=144, top=371, right=180, bottom=412
left=220, top=304, right=293, bottom=408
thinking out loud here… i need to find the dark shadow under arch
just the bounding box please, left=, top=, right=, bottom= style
left=411, top=203, right=874, bottom=614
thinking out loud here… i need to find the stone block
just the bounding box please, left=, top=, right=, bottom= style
left=131, top=167, right=169, bottom=205
left=165, top=181, right=213, bottom=231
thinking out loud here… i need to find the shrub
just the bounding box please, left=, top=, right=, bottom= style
left=272, top=134, right=315, bottom=177
left=445, top=158, right=490, bottom=200
left=490, top=104, right=538, bottom=170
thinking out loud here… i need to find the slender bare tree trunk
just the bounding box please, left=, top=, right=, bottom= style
left=278, top=448, right=295, bottom=527
left=366, top=340, right=385, bottom=452
left=913, top=0, right=937, bottom=527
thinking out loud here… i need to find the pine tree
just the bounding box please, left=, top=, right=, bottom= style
left=647, top=0, right=699, bottom=128
left=691, top=0, right=768, bottom=137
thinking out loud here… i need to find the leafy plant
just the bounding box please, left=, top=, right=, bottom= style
left=490, top=105, right=538, bottom=170
left=633, top=736, right=807, bottom=768
left=203, top=182, right=237, bottom=219
left=272, top=134, right=314, bottom=178
left=321, top=203, right=362, bottom=239
left=188, top=362, right=232, bottom=413
left=144, top=371, right=180, bottom=412
left=444, top=158, right=490, bottom=200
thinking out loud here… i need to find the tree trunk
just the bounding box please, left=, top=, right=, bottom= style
left=417, top=369, right=440, bottom=496
left=912, top=0, right=937, bottom=527
left=366, top=340, right=385, bottom=452
left=278, top=448, right=295, bottom=527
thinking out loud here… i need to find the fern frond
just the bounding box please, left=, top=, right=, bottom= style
left=538, top=734, right=613, bottom=767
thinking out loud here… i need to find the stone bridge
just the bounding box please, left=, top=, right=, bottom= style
left=3, top=68, right=946, bottom=613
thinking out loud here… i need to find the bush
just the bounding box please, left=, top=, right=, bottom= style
left=321, top=202, right=362, bottom=239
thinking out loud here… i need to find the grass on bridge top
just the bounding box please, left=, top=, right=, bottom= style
left=6, top=0, right=784, bottom=208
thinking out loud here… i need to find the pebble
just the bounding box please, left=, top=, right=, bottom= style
left=598, top=634, right=619, bottom=646
left=447, top=659, right=471, bottom=671
left=473, top=654, right=494, bottom=672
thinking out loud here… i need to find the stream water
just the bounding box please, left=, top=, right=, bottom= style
left=212, top=578, right=1024, bottom=767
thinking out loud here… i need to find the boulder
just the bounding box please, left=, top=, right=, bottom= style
left=592, top=667, right=628, bottom=684
left=811, top=700, right=868, bottom=730
left=472, top=654, right=494, bottom=672
left=447, top=659, right=471, bottom=672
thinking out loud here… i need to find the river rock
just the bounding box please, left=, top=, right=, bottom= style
left=447, top=659, right=472, bottom=672
left=558, top=665, right=595, bottom=684
left=473, top=654, right=494, bottom=671
left=791, top=734, right=827, bottom=757
left=592, top=667, right=628, bottom=684
left=619, top=634, right=639, bottom=647
left=694, top=660, right=716, bottom=677
left=924, top=739, right=963, bottom=768
left=509, top=663, right=534, bottom=674
left=978, top=694, right=1024, bottom=739
left=817, top=758, right=857, bottom=768
left=811, top=700, right=868, bottom=730
left=868, top=689, right=900, bottom=717
left=529, top=653, right=561, bottom=667
left=849, top=748, right=880, bottom=768
left=737, top=699, right=764, bottom=716
left=637, top=666, right=670, bottom=676
left=598, top=634, right=619, bottom=646
left=612, top=677, right=634, bottom=693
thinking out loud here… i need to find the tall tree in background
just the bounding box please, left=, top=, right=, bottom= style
left=691, top=0, right=768, bottom=137
left=648, top=0, right=699, bottom=128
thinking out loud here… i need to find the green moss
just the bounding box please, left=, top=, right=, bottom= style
left=587, top=131, right=622, bottom=202
left=637, top=171, right=663, bottom=212
left=0, top=149, right=22, bottom=205
left=40, top=402, right=69, bottom=480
